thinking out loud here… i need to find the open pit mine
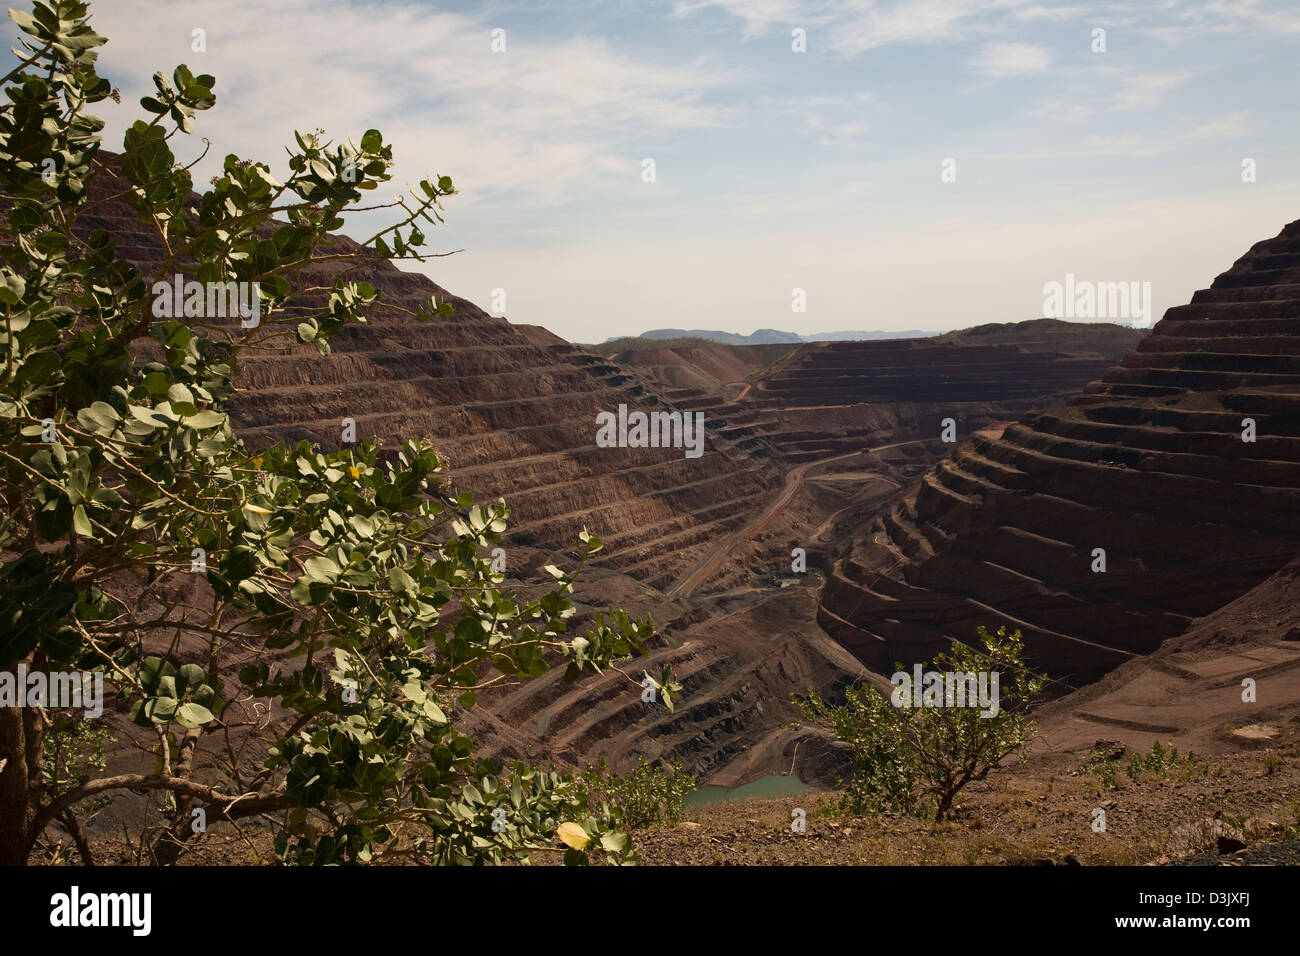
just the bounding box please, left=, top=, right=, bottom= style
left=79, top=157, right=1300, bottom=795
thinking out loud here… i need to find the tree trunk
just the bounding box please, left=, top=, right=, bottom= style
left=150, top=727, right=202, bottom=865
left=0, top=706, right=35, bottom=865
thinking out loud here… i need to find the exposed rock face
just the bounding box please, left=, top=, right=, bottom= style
left=79, top=156, right=783, bottom=592
left=465, top=575, right=872, bottom=783
left=625, top=337, right=1133, bottom=468
left=231, top=328, right=785, bottom=590
left=820, top=220, right=1300, bottom=686
left=1035, top=555, right=1300, bottom=756
left=748, top=339, right=1123, bottom=461
left=86, top=148, right=1130, bottom=602
left=72, top=153, right=1174, bottom=782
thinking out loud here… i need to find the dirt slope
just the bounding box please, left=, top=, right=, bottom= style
left=1037, top=556, right=1300, bottom=755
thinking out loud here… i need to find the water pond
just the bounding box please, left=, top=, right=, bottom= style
left=684, top=773, right=813, bottom=807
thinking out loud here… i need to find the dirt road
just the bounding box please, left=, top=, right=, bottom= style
left=665, top=440, right=926, bottom=598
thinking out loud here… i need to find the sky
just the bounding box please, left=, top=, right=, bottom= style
left=18, top=0, right=1300, bottom=342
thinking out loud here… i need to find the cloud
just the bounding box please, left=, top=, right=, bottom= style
left=756, top=92, right=873, bottom=145
left=1168, top=0, right=1300, bottom=34
left=816, top=121, right=868, bottom=146
left=986, top=135, right=1173, bottom=162
left=673, top=0, right=1039, bottom=56
left=970, top=41, right=1050, bottom=76
left=1188, top=109, right=1253, bottom=141
left=1112, top=72, right=1187, bottom=110
left=35, top=0, right=1298, bottom=341
left=1207, top=0, right=1300, bottom=32
left=86, top=0, right=740, bottom=210
left=1026, top=96, right=1094, bottom=122
left=1011, top=4, right=1093, bottom=22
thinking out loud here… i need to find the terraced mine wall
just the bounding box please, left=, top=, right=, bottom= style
left=79, top=158, right=783, bottom=593
left=76, top=154, right=1161, bottom=781
left=820, top=219, right=1300, bottom=687
left=634, top=337, right=1129, bottom=466
left=73, top=159, right=821, bottom=783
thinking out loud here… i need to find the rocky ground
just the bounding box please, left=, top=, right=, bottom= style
left=53, top=716, right=1298, bottom=866
left=628, top=727, right=1300, bottom=866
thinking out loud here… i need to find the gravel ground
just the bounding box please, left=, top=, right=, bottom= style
left=629, top=738, right=1300, bottom=866
left=43, top=726, right=1300, bottom=866
left=1166, top=838, right=1300, bottom=866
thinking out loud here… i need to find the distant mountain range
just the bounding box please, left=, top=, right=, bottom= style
left=621, top=327, right=937, bottom=346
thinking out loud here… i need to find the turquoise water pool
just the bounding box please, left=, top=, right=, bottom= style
left=684, top=773, right=814, bottom=807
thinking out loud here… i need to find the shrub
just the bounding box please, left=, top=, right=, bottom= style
left=1080, top=742, right=1129, bottom=790
left=796, top=626, right=1045, bottom=820
left=1125, top=740, right=1207, bottom=784
left=580, top=757, right=696, bottom=829
left=1082, top=750, right=1120, bottom=791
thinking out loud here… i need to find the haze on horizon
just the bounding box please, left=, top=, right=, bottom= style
left=36, top=0, right=1300, bottom=343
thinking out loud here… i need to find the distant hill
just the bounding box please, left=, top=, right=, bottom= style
left=621, top=328, right=935, bottom=346
left=584, top=335, right=723, bottom=355
left=934, top=318, right=1146, bottom=358
left=592, top=320, right=1139, bottom=353
left=801, top=329, right=934, bottom=342
left=639, top=328, right=801, bottom=345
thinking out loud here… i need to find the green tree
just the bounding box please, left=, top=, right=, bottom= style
left=0, top=0, right=677, bottom=866
left=796, top=626, right=1045, bottom=820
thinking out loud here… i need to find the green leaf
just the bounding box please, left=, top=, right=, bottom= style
left=167, top=382, right=195, bottom=408
left=178, top=663, right=207, bottom=690
left=76, top=401, right=120, bottom=433
left=423, top=697, right=447, bottom=723
left=9, top=9, right=40, bottom=36
left=387, top=565, right=416, bottom=595
left=303, top=555, right=339, bottom=581
left=141, top=371, right=171, bottom=396
left=34, top=494, right=72, bottom=541
left=176, top=702, right=214, bottom=727
left=599, top=831, right=629, bottom=853
left=184, top=409, right=225, bottom=428
left=146, top=696, right=178, bottom=722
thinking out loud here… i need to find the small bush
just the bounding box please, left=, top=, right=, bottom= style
left=1082, top=751, right=1120, bottom=791
left=795, top=626, right=1046, bottom=820
left=1125, top=740, right=1208, bottom=783
left=580, top=758, right=696, bottom=829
